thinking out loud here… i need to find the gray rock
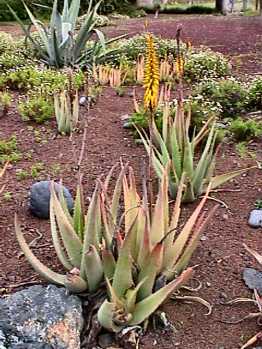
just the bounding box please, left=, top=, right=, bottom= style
left=248, top=209, right=262, bottom=228
left=29, top=181, right=74, bottom=219
left=79, top=96, right=87, bottom=106
left=0, top=285, right=83, bottom=349
left=243, top=267, right=262, bottom=294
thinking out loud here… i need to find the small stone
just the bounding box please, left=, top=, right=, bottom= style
left=248, top=209, right=262, bottom=228
left=123, top=122, right=132, bottom=129
left=222, top=213, right=229, bottom=220
left=79, top=96, right=87, bottom=106
left=120, top=114, right=130, bottom=121
left=200, top=235, right=207, bottom=241
left=243, top=267, right=262, bottom=294
left=29, top=181, right=74, bottom=219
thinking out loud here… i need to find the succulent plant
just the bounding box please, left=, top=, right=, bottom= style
left=16, top=164, right=216, bottom=331
left=138, top=100, right=255, bottom=202
left=8, top=0, right=123, bottom=68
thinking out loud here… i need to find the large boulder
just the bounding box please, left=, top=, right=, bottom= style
left=0, top=285, right=83, bottom=349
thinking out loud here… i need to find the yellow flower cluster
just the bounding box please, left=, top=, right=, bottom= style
left=175, top=54, right=184, bottom=79
left=143, top=33, right=160, bottom=111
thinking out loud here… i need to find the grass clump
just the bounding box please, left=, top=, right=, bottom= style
left=0, top=135, right=21, bottom=164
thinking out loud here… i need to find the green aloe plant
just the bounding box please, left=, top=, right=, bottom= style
left=15, top=164, right=216, bottom=330
left=98, top=166, right=218, bottom=331
left=8, top=0, right=122, bottom=68
left=54, top=89, right=79, bottom=134
left=138, top=101, right=255, bottom=202
left=15, top=166, right=125, bottom=293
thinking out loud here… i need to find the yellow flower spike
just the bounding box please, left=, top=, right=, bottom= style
left=143, top=33, right=160, bottom=111
left=175, top=54, right=184, bottom=79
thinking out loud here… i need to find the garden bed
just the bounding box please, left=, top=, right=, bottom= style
left=0, top=14, right=262, bottom=349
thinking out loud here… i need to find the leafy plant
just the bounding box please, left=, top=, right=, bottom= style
left=54, top=89, right=79, bottom=134
left=230, top=118, right=262, bottom=141
left=0, top=135, right=21, bottom=164
left=18, top=93, right=54, bottom=124
left=8, top=0, right=122, bottom=68
left=248, top=76, right=262, bottom=110
left=0, top=90, right=11, bottom=117
left=15, top=164, right=216, bottom=331
left=138, top=101, right=254, bottom=202
left=0, top=31, right=15, bottom=55
left=194, top=78, right=248, bottom=119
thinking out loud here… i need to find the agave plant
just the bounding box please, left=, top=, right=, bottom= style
left=137, top=100, right=255, bottom=202
left=8, top=0, right=122, bottom=68
left=54, top=89, right=79, bottom=134
left=97, top=166, right=218, bottom=331
left=15, top=166, right=125, bottom=293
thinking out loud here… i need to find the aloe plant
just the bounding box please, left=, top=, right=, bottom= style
left=15, top=166, right=125, bottom=293
left=54, top=89, right=79, bottom=134
left=8, top=0, right=122, bottom=68
left=15, top=164, right=217, bottom=330
left=138, top=100, right=255, bottom=202
left=98, top=166, right=218, bottom=331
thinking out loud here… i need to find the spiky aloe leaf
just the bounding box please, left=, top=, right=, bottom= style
left=125, top=278, right=147, bottom=313
left=137, top=243, right=163, bottom=300
left=50, top=196, right=73, bottom=271
left=64, top=273, right=88, bottom=293
left=129, top=268, right=193, bottom=326
left=50, top=184, right=83, bottom=268
left=15, top=214, right=67, bottom=286
left=73, top=185, right=84, bottom=241
left=102, top=249, right=116, bottom=279
left=209, top=166, right=257, bottom=191
left=83, top=245, right=104, bottom=292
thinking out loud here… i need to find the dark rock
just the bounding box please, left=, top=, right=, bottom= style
left=29, top=181, right=74, bottom=219
left=243, top=267, right=262, bottom=294
left=248, top=209, right=262, bottom=228
left=0, top=285, right=83, bottom=349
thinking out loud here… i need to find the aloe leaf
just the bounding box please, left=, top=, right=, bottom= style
left=102, top=249, right=116, bottom=279
left=97, top=300, right=123, bottom=332
left=50, top=197, right=73, bottom=271
left=111, top=165, right=125, bottom=224
left=73, top=185, right=84, bottom=241
left=137, top=243, right=163, bottom=300
left=64, top=273, right=88, bottom=293
left=112, top=217, right=137, bottom=298
left=210, top=167, right=256, bottom=191
left=129, top=268, right=193, bottom=326
left=15, top=214, right=67, bottom=286
left=83, top=245, right=104, bottom=292
left=125, top=278, right=147, bottom=313
left=174, top=205, right=218, bottom=275
left=68, top=0, right=81, bottom=30
left=150, top=168, right=169, bottom=245
left=51, top=184, right=83, bottom=268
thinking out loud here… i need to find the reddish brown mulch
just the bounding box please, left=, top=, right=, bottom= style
left=0, top=15, right=262, bottom=349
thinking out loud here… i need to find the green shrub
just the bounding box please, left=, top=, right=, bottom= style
left=229, top=117, right=262, bottom=141
left=0, top=90, right=11, bottom=116
left=0, top=52, right=29, bottom=70
left=0, top=135, right=21, bottom=164
left=193, top=78, right=248, bottom=118
left=18, top=93, right=54, bottom=124
left=118, top=34, right=186, bottom=62
left=0, top=66, right=84, bottom=93
left=0, top=32, right=15, bottom=54
left=248, top=76, right=262, bottom=110
left=0, top=0, right=28, bottom=21
left=184, top=48, right=231, bottom=82
left=158, top=4, right=216, bottom=14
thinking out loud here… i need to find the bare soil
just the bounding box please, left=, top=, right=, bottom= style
left=0, top=14, right=262, bottom=349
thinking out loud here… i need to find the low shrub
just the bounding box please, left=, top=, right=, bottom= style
left=0, top=90, right=11, bottom=116
left=18, top=93, right=54, bottom=124
left=193, top=78, right=248, bottom=118
left=248, top=76, right=262, bottom=110
left=0, top=31, right=15, bottom=54
left=0, top=135, right=21, bottom=164
left=229, top=117, right=262, bottom=141
left=184, top=48, right=231, bottom=82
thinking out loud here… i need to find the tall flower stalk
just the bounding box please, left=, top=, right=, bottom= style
left=143, top=33, right=160, bottom=213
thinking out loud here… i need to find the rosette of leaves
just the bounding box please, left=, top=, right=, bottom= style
left=15, top=166, right=126, bottom=293
left=16, top=164, right=216, bottom=331
left=97, top=166, right=217, bottom=331
left=8, top=0, right=123, bottom=68
left=137, top=101, right=255, bottom=202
